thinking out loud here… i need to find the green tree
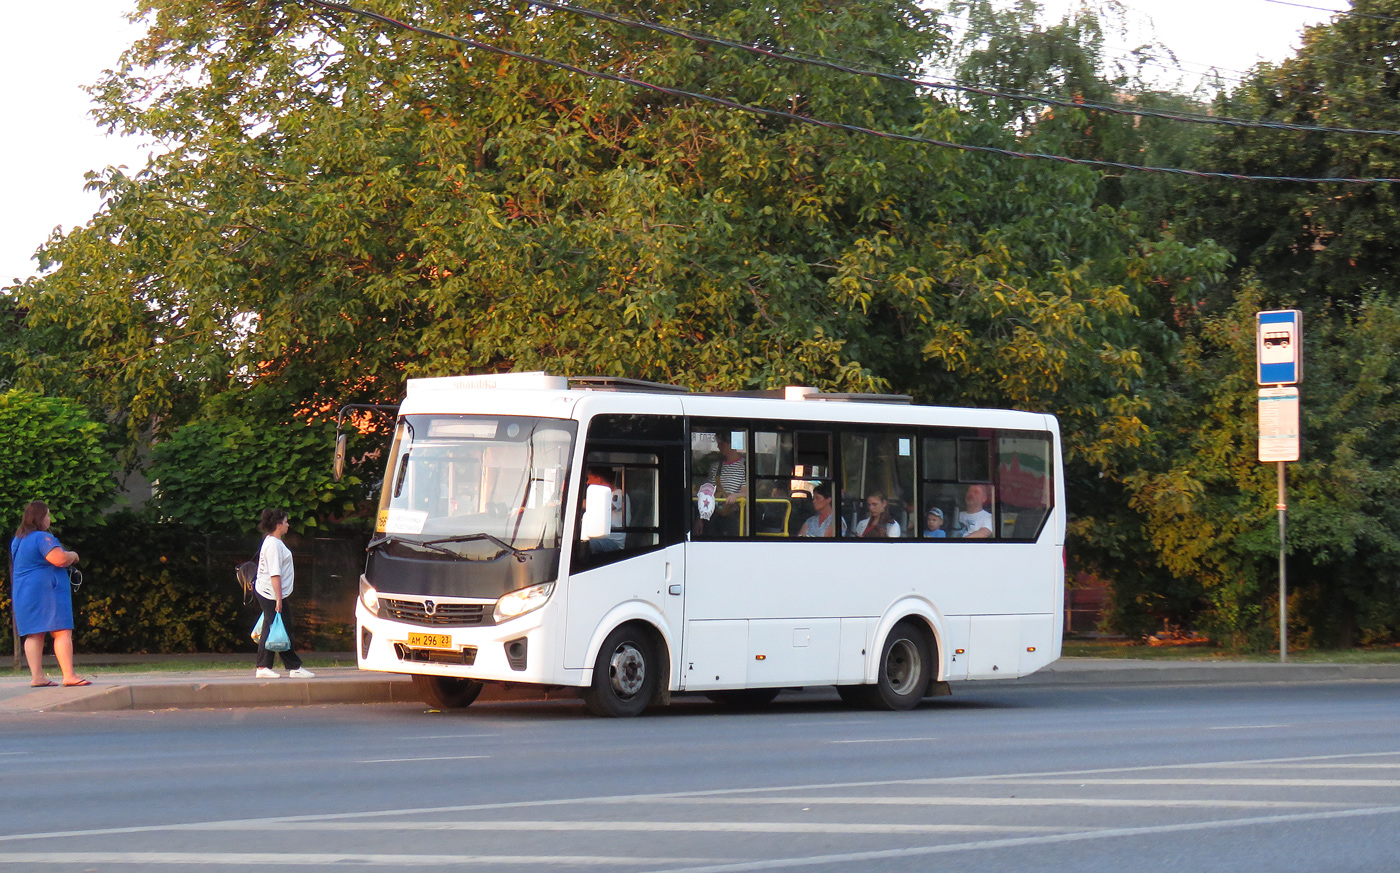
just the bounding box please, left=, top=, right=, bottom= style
left=10, top=0, right=1220, bottom=470
left=1181, top=0, right=1400, bottom=308
left=147, top=386, right=370, bottom=534
left=1112, top=284, right=1400, bottom=648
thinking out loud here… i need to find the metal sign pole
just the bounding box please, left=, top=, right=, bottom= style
left=1257, top=309, right=1301, bottom=664
left=1278, top=461, right=1287, bottom=663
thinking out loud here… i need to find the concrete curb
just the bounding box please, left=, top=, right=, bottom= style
left=1014, top=661, right=1400, bottom=686
left=5, top=659, right=1400, bottom=713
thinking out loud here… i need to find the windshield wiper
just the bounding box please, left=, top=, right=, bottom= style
left=366, top=534, right=457, bottom=557
left=419, top=532, right=530, bottom=562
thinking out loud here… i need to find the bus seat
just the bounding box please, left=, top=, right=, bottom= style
left=755, top=498, right=792, bottom=536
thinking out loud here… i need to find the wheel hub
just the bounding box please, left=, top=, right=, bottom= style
left=609, top=643, right=646, bottom=697
left=885, top=638, right=921, bottom=696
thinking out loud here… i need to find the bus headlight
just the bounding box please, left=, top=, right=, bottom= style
left=359, top=576, right=380, bottom=616
left=494, top=582, right=554, bottom=623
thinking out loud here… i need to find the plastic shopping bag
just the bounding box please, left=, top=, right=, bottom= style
left=265, top=614, right=292, bottom=652
left=250, top=614, right=264, bottom=643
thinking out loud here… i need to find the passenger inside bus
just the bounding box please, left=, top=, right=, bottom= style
left=703, top=432, right=748, bottom=536
left=796, top=482, right=843, bottom=537
left=854, top=491, right=900, bottom=538
left=585, top=467, right=627, bottom=552
left=923, top=507, right=947, bottom=538
left=954, top=484, right=995, bottom=539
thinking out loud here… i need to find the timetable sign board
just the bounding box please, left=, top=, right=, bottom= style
left=1257, top=309, right=1302, bottom=385
left=1258, top=387, right=1300, bottom=462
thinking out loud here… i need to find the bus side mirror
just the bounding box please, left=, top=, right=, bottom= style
left=333, top=433, right=347, bottom=482
left=581, top=484, right=613, bottom=540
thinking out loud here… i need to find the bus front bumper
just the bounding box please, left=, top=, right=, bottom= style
left=355, top=600, right=562, bottom=686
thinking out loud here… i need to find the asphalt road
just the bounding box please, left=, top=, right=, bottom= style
left=2, top=680, right=1399, bottom=871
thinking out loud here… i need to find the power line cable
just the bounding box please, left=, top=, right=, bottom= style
left=517, top=0, right=1400, bottom=136
left=1262, top=0, right=1400, bottom=23
left=294, top=0, right=1400, bottom=183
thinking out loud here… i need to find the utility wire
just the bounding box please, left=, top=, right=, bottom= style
left=1262, top=0, right=1400, bottom=23
left=295, top=0, right=1400, bottom=184
left=519, top=0, right=1400, bottom=137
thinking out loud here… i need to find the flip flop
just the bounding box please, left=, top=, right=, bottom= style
left=30, top=680, right=57, bottom=687
left=61, top=679, right=92, bottom=687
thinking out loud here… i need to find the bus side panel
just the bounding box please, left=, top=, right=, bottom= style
left=561, top=544, right=683, bottom=672
left=681, top=620, right=748, bottom=690
left=747, top=619, right=840, bottom=686
left=943, top=615, right=970, bottom=681
left=966, top=615, right=1024, bottom=679
left=838, top=618, right=872, bottom=683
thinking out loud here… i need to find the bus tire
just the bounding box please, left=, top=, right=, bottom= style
left=870, top=620, right=932, bottom=711
left=580, top=625, right=658, bottom=718
left=706, top=689, right=781, bottom=709
left=411, top=674, right=483, bottom=709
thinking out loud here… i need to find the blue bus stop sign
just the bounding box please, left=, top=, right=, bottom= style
left=1257, top=310, right=1302, bottom=386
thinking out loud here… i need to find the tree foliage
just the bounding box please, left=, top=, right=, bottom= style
left=10, top=0, right=1219, bottom=476
left=147, top=387, right=369, bottom=534
left=0, top=390, right=116, bottom=536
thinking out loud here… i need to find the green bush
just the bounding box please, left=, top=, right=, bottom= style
left=0, top=390, right=115, bottom=534
left=65, top=513, right=246, bottom=653
left=148, top=399, right=372, bottom=535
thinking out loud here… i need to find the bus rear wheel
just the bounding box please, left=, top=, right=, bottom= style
left=872, top=620, right=932, bottom=710
left=840, top=620, right=932, bottom=711
left=411, top=674, right=484, bottom=709
left=580, top=625, right=658, bottom=718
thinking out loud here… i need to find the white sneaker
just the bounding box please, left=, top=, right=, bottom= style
left=255, top=667, right=281, bottom=679
left=287, top=668, right=315, bottom=679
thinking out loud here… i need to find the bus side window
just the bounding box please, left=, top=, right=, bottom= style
left=575, top=450, right=662, bottom=567
left=691, top=424, right=749, bottom=538
left=841, top=431, right=915, bottom=538
left=997, top=431, right=1054, bottom=541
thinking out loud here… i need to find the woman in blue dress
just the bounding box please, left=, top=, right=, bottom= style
left=9, top=501, right=88, bottom=687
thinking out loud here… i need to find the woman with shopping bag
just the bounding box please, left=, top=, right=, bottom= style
left=253, top=508, right=314, bottom=679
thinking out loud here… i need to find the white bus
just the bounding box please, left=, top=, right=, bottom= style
left=356, top=373, right=1064, bottom=716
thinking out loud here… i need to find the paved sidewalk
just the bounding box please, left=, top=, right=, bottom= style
left=2, top=657, right=1399, bottom=714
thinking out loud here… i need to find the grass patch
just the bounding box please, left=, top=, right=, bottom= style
left=1063, top=639, right=1400, bottom=663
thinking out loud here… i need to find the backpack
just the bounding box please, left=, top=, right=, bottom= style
left=235, top=558, right=257, bottom=605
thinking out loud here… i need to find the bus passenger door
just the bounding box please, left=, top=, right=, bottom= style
left=562, top=412, right=688, bottom=685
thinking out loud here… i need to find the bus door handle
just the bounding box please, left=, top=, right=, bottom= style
left=668, top=585, right=682, bottom=596
left=665, top=562, right=673, bottom=582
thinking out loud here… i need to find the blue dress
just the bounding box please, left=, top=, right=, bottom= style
left=9, top=531, right=74, bottom=636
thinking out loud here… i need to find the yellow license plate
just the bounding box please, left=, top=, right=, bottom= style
left=407, top=632, right=454, bottom=650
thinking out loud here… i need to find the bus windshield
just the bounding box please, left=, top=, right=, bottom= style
left=374, top=415, right=577, bottom=557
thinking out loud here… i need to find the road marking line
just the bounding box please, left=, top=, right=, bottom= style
left=1207, top=724, right=1290, bottom=730
left=198, top=821, right=1071, bottom=835
left=394, top=734, right=499, bottom=740
left=1232, top=763, right=1400, bottom=770
left=637, top=796, right=1348, bottom=810
left=358, top=755, right=490, bottom=763
left=631, top=805, right=1400, bottom=873
left=979, top=778, right=1400, bottom=788
left=0, top=852, right=712, bottom=867
left=829, top=737, right=940, bottom=744
left=2, top=749, right=1396, bottom=844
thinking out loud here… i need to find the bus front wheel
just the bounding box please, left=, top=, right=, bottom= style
left=581, top=625, right=658, bottom=718
left=411, top=674, right=484, bottom=709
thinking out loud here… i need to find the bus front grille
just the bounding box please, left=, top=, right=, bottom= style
left=394, top=643, right=478, bottom=666
left=381, top=598, right=488, bottom=627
